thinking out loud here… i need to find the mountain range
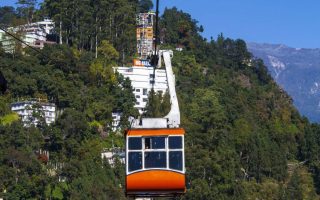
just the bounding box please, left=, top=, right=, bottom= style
left=247, top=42, right=320, bottom=122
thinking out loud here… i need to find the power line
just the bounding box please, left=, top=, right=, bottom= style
left=0, top=26, right=47, bottom=57
left=0, top=25, right=77, bottom=84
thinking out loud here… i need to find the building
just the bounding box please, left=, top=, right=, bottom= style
left=136, top=11, right=155, bottom=59
left=20, top=18, right=55, bottom=48
left=11, top=100, right=56, bottom=126
left=111, top=111, right=122, bottom=131
left=114, top=66, right=168, bottom=114
left=0, top=29, right=16, bottom=53
left=175, top=45, right=184, bottom=52
left=21, top=18, right=55, bottom=36
left=111, top=11, right=167, bottom=128
left=0, top=18, right=55, bottom=53
left=101, top=148, right=125, bottom=167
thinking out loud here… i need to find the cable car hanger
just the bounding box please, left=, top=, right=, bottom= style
left=125, top=51, right=186, bottom=197
left=125, top=0, right=186, bottom=198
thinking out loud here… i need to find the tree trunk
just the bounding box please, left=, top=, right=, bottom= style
left=122, top=49, right=125, bottom=65
left=59, top=20, right=62, bottom=44
left=95, top=16, right=98, bottom=59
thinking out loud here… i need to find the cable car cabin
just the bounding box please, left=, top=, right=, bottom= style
left=125, top=128, right=186, bottom=197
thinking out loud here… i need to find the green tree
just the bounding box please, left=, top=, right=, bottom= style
left=16, top=0, right=37, bottom=24
left=0, top=6, right=18, bottom=26
left=144, top=90, right=171, bottom=118
left=138, top=0, right=153, bottom=13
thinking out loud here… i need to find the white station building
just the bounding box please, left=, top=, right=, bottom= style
left=115, top=66, right=168, bottom=114
left=111, top=65, right=168, bottom=131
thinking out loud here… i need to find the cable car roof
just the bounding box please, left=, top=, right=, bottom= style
left=126, top=128, right=185, bottom=136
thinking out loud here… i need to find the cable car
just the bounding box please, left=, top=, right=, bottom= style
left=126, top=128, right=185, bottom=197
left=125, top=51, right=186, bottom=197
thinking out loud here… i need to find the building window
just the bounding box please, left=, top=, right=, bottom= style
left=149, top=74, right=155, bottom=79
left=143, top=98, right=148, bottom=102
left=136, top=89, right=140, bottom=92
left=136, top=95, right=140, bottom=99
left=136, top=102, right=140, bottom=105
left=143, top=89, right=148, bottom=95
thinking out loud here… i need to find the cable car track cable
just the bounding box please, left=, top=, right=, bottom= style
left=0, top=26, right=47, bottom=57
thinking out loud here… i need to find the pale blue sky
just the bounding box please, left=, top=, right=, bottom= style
left=1, top=0, right=320, bottom=48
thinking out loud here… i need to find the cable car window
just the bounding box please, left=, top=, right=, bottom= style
left=128, top=152, right=142, bottom=172
left=152, top=137, right=165, bottom=149
left=129, top=137, right=142, bottom=150
left=145, top=138, right=151, bottom=149
left=145, top=152, right=166, bottom=168
left=169, top=136, right=182, bottom=149
left=144, top=137, right=165, bottom=149
left=169, top=151, right=183, bottom=171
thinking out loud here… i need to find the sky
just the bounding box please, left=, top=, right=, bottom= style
left=1, top=0, right=320, bottom=48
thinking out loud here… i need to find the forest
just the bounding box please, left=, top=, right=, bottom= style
left=1, top=0, right=320, bottom=199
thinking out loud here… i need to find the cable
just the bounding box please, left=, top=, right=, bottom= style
left=0, top=25, right=79, bottom=103
left=0, top=26, right=47, bottom=57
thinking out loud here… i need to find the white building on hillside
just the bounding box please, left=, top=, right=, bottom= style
left=0, top=18, right=55, bottom=53
left=111, top=111, right=122, bottom=131
left=22, top=18, right=55, bottom=35
left=11, top=100, right=56, bottom=127
left=101, top=148, right=125, bottom=167
left=0, top=29, right=16, bottom=53
left=114, top=66, right=168, bottom=114
left=20, top=18, right=54, bottom=46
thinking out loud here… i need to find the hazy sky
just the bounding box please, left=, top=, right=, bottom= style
left=1, top=0, right=320, bottom=48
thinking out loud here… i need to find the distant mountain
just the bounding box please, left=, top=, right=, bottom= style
left=247, top=42, right=320, bottom=122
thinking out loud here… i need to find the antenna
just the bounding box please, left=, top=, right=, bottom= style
left=154, top=0, right=160, bottom=58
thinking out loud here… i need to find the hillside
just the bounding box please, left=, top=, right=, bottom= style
left=1, top=1, right=320, bottom=200
left=248, top=42, right=320, bottom=122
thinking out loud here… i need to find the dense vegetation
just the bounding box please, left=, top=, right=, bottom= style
left=1, top=1, right=320, bottom=199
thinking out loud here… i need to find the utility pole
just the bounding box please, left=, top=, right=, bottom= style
left=151, top=0, right=160, bottom=91
left=95, top=16, right=98, bottom=59
left=154, top=0, right=159, bottom=56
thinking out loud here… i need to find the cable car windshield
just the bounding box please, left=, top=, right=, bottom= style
left=127, top=136, right=184, bottom=173
left=145, top=152, right=166, bottom=168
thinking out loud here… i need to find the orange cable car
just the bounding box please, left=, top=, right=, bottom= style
left=125, top=50, right=186, bottom=198
left=126, top=128, right=185, bottom=197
